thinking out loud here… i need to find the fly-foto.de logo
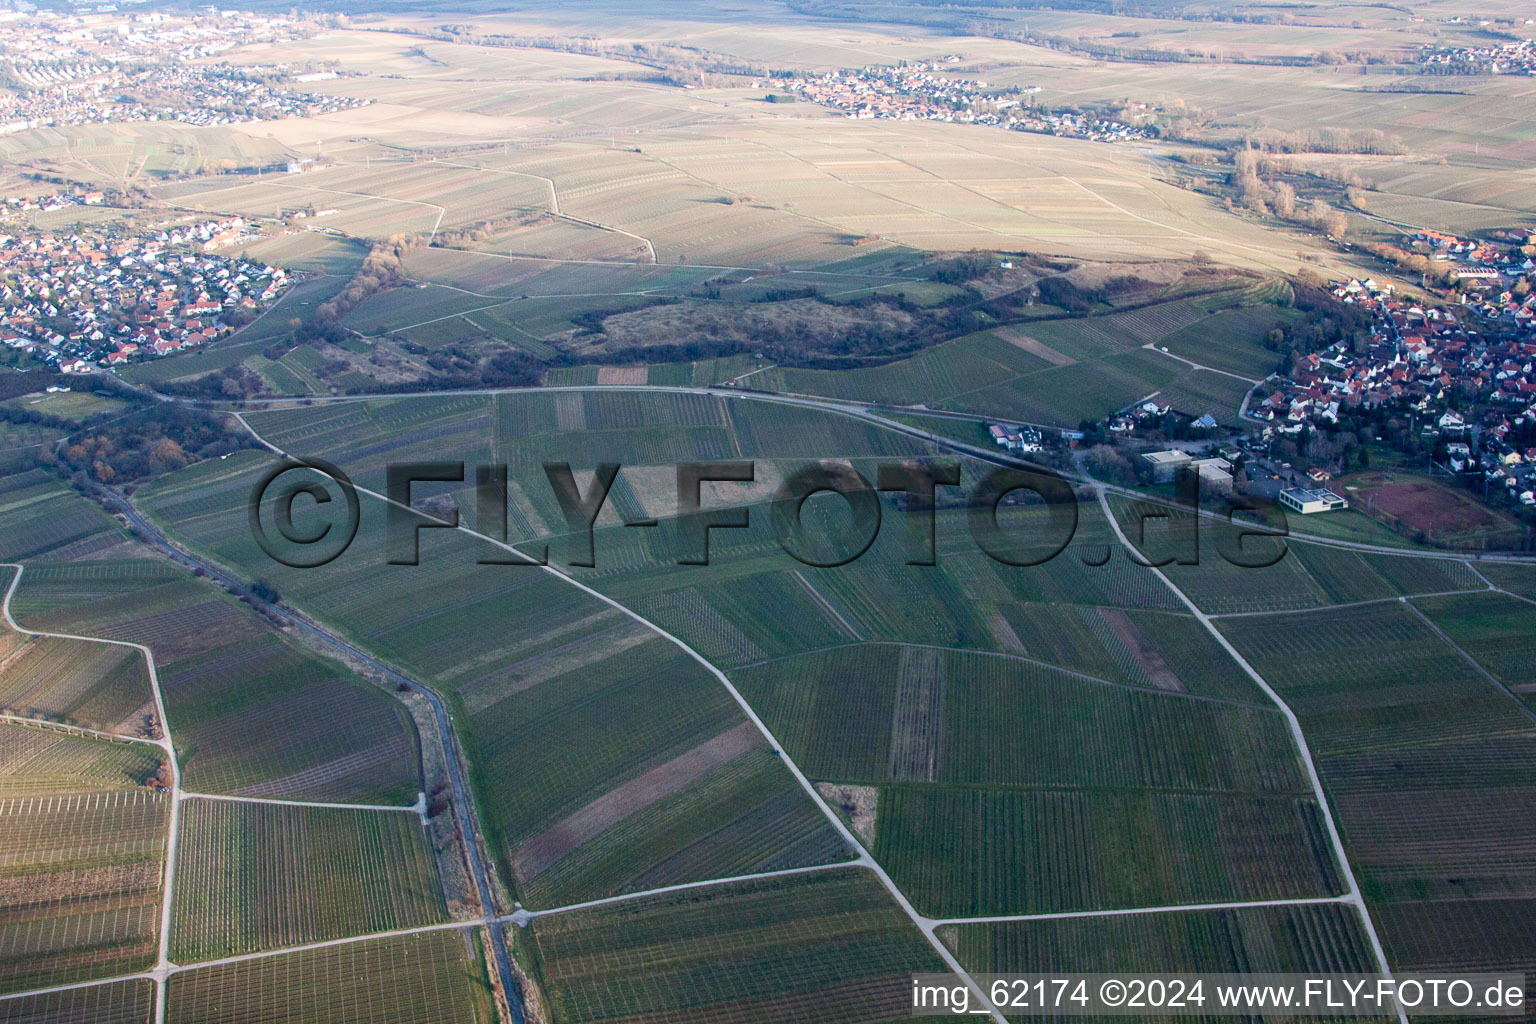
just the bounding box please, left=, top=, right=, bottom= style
left=249, top=458, right=1291, bottom=571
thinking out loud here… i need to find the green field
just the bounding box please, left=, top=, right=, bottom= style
left=526, top=868, right=955, bottom=1024
left=0, top=391, right=134, bottom=424
left=1410, top=591, right=1536, bottom=709
left=879, top=786, right=1340, bottom=918
left=171, top=799, right=446, bottom=962
left=944, top=902, right=1386, bottom=1022
left=136, top=443, right=851, bottom=911
left=0, top=573, right=155, bottom=734
left=0, top=721, right=160, bottom=798
left=741, top=287, right=1290, bottom=425
left=166, top=929, right=496, bottom=1024
left=0, top=470, right=124, bottom=562
left=1110, top=495, right=1482, bottom=615
left=11, top=559, right=422, bottom=805
left=1220, top=599, right=1536, bottom=981
left=735, top=641, right=1295, bottom=784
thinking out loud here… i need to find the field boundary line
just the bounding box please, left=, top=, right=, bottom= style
left=507, top=860, right=861, bottom=922
left=1, top=563, right=184, bottom=1024
left=0, top=713, right=162, bottom=747
left=1082, top=491, right=1409, bottom=1024
left=230, top=413, right=1011, bottom=1024
left=731, top=640, right=1280, bottom=711
left=180, top=790, right=427, bottom=815
left=0, top=971, right=154, bottom=1003
left=1140, top=343, right=1263, bottom=383
left=1400, top=598, right=1536, bottom=725
left=928, top=894, right=1350, bottom=926
left=1207, top=586, right=1493, bottom=620
left=164, top=918, right=480, bottom=974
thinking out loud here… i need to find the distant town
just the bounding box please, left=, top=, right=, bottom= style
left=0, top=7, right=366, bottom=134
left=1091, top=226, right=1536, bottom=514
left=0, top=203, right=289, bottom=371
left=1418, top=36, right=1536, bottom=75
left=786, top=62, right=1155, bottom=144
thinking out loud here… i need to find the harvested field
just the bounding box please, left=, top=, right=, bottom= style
left=1345, top=474, right=1523, bottom=548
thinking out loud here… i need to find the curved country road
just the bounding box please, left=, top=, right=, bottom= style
left=83, top=485, right=527, bottom=1024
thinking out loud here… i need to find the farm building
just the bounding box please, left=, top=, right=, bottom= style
left=1279, top=487, right=1350, bottom=514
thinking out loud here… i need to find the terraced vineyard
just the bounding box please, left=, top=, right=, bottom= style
left=170, top=799, right=447, bottom=962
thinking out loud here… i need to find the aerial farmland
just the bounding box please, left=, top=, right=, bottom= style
left=2, top=0, right=1535, bottom=1021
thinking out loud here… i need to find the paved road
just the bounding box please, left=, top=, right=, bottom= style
left=225, top=412, right=1011, bottom=1024
left=84, top=490, right=527, bottom=1024
left=126, top=378, right=1535, bottom=563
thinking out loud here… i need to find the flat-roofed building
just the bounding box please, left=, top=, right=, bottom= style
left=1279, top=487, right=1349, bottom=514
left=1141, top=449, right=1191, bottom=482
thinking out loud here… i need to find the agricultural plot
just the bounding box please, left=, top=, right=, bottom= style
left=0, top=788, right=168, bottom=993
left=10, top=559, right=421, bottom=805
left=1155, top=304, right=1297, bottom=380
left=0, top=583, right=155, bottom=735
left=1478, top=562, right=1536, bottom=602
left=137, top=448, right=849, bottom=910
left=1220, top=600, right=1536, bottom=981
left=0, top=391, right=133, bottom=424
left=944, top=902, right=1382, bottom=996
left=1410, top=591, right=1536, bottom=706
left=1151, top=369, right=1254, bottom=426
left=526, top=868, right=956, bottom=1024
left=591, top=499, right=1184, bottom=670
left=166, top=929, right=496, bottom=1024
left=735, top=642, right=1296, bottom=787
left=746, top=291, right=1272, bottom=421
left=877, top=786, right=1341, bottom=917
left=171, top=799, right=445, bottom=962
left=944, top=348, right=1185, bottom=427
left=0, top=978, right=154, bottom=1024
left=1109, top=495, right=1481, bottom=614
left=0, top=723, right=160, bottom=798
left=0, top=470, right=124, bottom=562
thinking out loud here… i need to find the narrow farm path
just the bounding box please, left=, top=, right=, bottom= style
left=1082, top=481, right=1410, bottom=1024
left=0, top=713, right=163, bottom=747
left=229, top=412, right=1012, bottom=1024
left=179, top=791, right=426, bottom=815
left=1207, top=586, right=1494, bottom=619
left=1141, top=342, right=1264, bottom=384
left=1, top=563, right=184, bottom=1024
